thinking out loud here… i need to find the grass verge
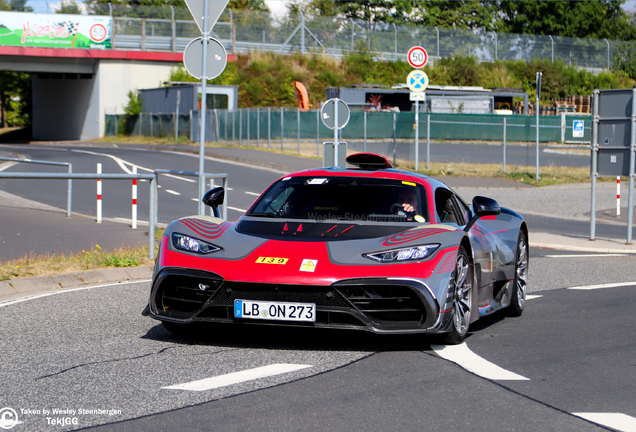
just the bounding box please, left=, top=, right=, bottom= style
left=0, top=229, right=164, bottom=282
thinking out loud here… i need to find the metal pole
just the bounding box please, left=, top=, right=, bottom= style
left=198, top=0, right=210, bottom=216
left=590, top=88, right=599, bottom=241
left=175, top=90, right=180, bottom=142
left=561, top=111, right=566, bottom=143
left=393, top=23, right=397, bottom=61
left=503, top=117, right=507, bottom=174
left=549, top=35, right=554, bottom=63
left=268, top=107, right=271, bottom=148
left=149, top=174, right=157, bottom=259
left=257, top=107, right=260, bottom=147
left=627, top=86, right=636, bottom=244
left=225, top=109, right=228, bottom=142
left=281, top=107, right=284, bottom=151
left=435, top=26, right=439, bottom=60
left=66, top=164, right=72, bottom=218
left=239, top=109, right=243, bottom=145
left=415, top=100, right=419, bottom=171
left=392, top=112, right=396, bottom=167
left=536, top=71, right=542, bottom=180
left=132, top=166, right=138, bottom=229
left=364, top=111, right=367, bottom=152
left=297, top=107, right=300, bottom=154
left=96, top=163, right=102, bottom=223
left=232, top=110, right=235, bottom=145
left=605, top=39, right=610, bottom=70
left=247, top=107, right=250, bottom=145
left=301, top=12, right=305, bottom=54
left=316, top=109, right=320, bottom=157
left=334, top=99, right=339, bottom=166
left=493, top=32, right=497, bottom=61
left=427, top=113, right=431, bottom=170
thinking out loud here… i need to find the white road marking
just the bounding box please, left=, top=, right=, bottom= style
left=431, top=342, right=529, bottom=380
left=162, top=173, right=196, bottom=183
left=545, top=253, right=627, bottom=258
left=0, top=280, right=150, bottom=309
left=568, top=281, right=636, bottom=291
left=165, top=189, right=181, bottom=196
left=191, top=198, right=198, bottom=202
left=0, top=161, right=17, bottom=172
left=228, top=206, right=247, bottom=212
left=163, top=364, right=313, bottom=391
left=165, top=150, right=288, bottom=174
left=526, top=295, right=543, bottom=300
left=572, top=413, right=636, bottom=432
left=72, top=149, right=152, bottom=174
left=245, top=191, right=260, bottom=196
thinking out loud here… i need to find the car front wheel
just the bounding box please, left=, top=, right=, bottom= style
left=443, top=246, right=473, bottom=345
left=508, top=231, right=528, bottom=317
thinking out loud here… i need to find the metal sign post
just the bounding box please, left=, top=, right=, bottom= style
left=184, top=0, right=229, bottom=215
left=320, top=98, right=350, bottom=167
left=536, top=71, right=542, bottom=180
left=407, top=69, right=428, bottom=171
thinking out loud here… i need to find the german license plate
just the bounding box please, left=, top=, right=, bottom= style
left=234, top=299, right=316, bottom=322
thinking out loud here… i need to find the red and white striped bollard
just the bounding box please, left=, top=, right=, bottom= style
left=97, top=163, right=102, bottom=223
left=132, top=166, right=138, bottom=229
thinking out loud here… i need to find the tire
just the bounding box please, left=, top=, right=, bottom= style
left=508, top=231, right=528, bottom=317
left=443, top=246, right=473, bottom=345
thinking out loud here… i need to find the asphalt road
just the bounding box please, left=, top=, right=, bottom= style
left=1, top=264, right=634, bottom=432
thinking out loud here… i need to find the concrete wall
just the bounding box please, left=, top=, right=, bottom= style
left=97, top=60, right=178, bottom=137
left=32, top=74, right=97, bottom=141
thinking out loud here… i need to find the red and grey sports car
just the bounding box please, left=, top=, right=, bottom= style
left=143, top=153, right=528, bottom=344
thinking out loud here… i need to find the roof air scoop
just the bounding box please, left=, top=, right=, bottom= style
left=345, top=153, right=393, bottom=170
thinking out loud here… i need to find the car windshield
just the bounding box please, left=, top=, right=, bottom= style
left=248, top=176, right=428, bottom=222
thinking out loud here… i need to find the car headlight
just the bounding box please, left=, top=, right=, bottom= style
left=363, top=244, right=440, bottom=262
left=172, top=233, right=222, bottom=254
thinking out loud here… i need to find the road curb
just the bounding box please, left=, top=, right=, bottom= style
left=0, top=265, right=154, bottom=301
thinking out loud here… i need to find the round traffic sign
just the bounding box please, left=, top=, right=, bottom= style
left=89, top=24, right=108, bottom=42
left=321, top=98, right=350, bottom=130
left=407, top=46, right=428, bottom=69
left=183, top=37, right=228, bottom=80
left=407, top=70, right=429, bottom=92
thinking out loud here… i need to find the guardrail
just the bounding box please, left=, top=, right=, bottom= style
left=0, top=157, right=73, bottom=218
left=154, top=169, right=228, bottom=219
left=0, top=172, right=159, bottom=259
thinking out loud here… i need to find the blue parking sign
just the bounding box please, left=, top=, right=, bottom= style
left=573, top=120, right=584, bottom=138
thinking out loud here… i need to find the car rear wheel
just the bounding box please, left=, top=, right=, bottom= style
left=443, top=246, right=473, bottom=345
left=508, top=231, right=528, bottom=317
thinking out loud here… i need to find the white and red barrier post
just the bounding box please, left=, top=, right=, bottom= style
left=132, top=166, right=138, bottom=229
left=97, top=163, right=102, bottom=223
left=617, top=176, right=621, bottom=217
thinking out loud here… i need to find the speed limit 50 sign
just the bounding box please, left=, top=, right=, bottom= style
left=407, top=46, right=428, bottom=69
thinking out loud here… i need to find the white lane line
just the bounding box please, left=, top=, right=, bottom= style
left=164, top=150, right=288, bottom=174
left=163, top=364, right=312, bottom=391
left=165, top=189, right=181, bottom=196
left=191, top=198, right=198, bottom=202
left=72, top=149, right=152, bottom=174
left=572, top=413, right=636, bottom=432
left=568, top=281, right=636, bottom=291
left=245, top=191, right=260, bottom=196
left=0, top=161, right=17, bottom=172
left=545, top=253, right=627, bottom=258
left=228, top=206, right=247, bottom=212
left=431, top=342, right=529, bottom=380
left=0, top=280, right=150, bottom=309
left=162, top=173, right=196, bottom=183
left=526, top=295, right=543, bottom=300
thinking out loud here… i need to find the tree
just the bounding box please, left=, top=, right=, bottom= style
left=0, top=71, right=31, bottom=128
left=496, top=0, right=636, bottom=41
left=303, top=0, right=498, bottom=30
left=56, top=0, right=82, bottom=14
left=123, top=90, right=142, bottom=115
left=9, top=0, right=32, bottom=12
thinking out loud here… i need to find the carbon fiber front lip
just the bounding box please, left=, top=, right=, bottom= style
left=147, top=269, right=442, bottom=334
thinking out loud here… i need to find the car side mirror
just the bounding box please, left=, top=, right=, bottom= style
left=202, top=187, right=225, bottom=218
left=472, top=196, right=501, bottom=217
left=464, top=196, right=501, bottom=232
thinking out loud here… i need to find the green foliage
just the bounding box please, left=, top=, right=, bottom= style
left=0, top=71, right=31, bottom=128
left=123, top=90, right=142, bottom=115
left=56, top=0, right=82, bottom=14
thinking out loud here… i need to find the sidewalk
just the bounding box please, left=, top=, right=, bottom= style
left=1, top=142, right=635, bottom=302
